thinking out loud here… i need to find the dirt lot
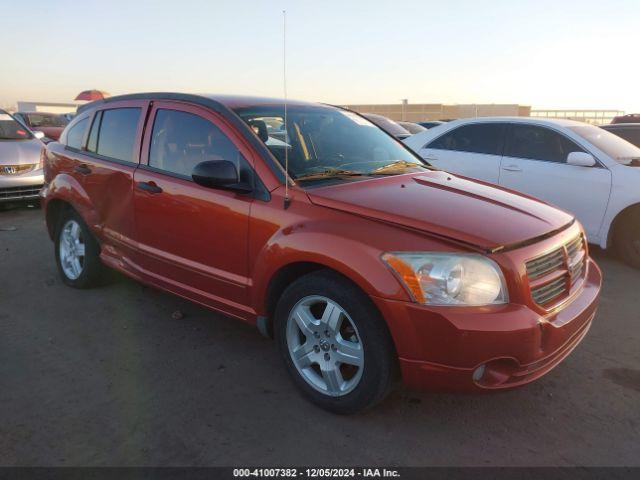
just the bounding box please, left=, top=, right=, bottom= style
left=0, top=206, right=638, bottom=467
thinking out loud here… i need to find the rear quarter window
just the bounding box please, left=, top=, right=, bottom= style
left=64, top=117, right=89, bottom=150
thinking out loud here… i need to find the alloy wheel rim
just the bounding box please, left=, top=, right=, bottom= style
left=59, top=220, right=85, bottom=280
left=286, top=295, right=364, bottom=397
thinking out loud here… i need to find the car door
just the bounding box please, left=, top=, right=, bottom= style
left=58, top=101, right=149, bottom=262
left=417, top=122, right=506, bottom=184
left=499, top=123, right=612, bottom=242
left=133, top=101, right=254, bottom=319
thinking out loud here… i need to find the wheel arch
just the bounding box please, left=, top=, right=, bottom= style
left=45, top=198, right=73, bottom=239
left=606, top=202, right=640, bottom=248
left=259, top=260, right=400, bottom=349
left=44, top=173, right=99, bottom=240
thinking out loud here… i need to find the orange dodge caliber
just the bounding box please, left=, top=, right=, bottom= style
left=41, top=93, right=602, bottom=413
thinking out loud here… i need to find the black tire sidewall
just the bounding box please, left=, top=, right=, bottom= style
left=615, top=213, right=640, bottom=269
left=274, top=270, right=395, bottom=414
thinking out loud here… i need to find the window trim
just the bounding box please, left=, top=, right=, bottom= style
left=71, top=101, right=150, bottom=165
left=140, top=101, right=270, bottom=201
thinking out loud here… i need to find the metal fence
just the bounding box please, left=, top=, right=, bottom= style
left=530, top=110, right=624, bottom=125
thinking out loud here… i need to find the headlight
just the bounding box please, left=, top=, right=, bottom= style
left=382, top=252, right=508, bottom=306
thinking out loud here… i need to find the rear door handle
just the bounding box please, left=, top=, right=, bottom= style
left=74, top=164, right=91, bottom=175
left=136, top=181, right=163, bottom=194
left=502, top=164, right=522, bottom=172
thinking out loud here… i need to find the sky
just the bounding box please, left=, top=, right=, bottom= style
left=1, top=0, right=639, bottom=112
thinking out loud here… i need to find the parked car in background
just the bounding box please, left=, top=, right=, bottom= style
left=611, top=113, right=640, bottom=124
left=418, top=120, right=445, bottom=129
left=361, top=113, right=412, bottom=139
left=600, top=123, right=640, bottom=147
left=397, top=121, right=426, bottom=135
left=42, top=93, right=601, bottom=413
left=13, top=112, right=69, bottom=141
left=405, top=117, right=640, bottom=267
left=0, top=110, right=45, bottom=204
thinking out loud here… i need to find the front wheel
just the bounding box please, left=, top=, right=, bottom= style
left=275, top=270, right=396, bottom=414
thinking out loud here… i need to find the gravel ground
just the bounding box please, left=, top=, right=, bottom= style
left=0, top=206, right=638, bottom=466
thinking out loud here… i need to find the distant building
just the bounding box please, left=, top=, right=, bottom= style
left=342, top=102, right=531, bottom=122
left=16, top=101, right=79, bottom=114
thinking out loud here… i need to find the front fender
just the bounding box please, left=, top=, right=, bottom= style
left=249, top=225, right=411, bottom=316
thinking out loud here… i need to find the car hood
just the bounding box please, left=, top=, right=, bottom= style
left=0, top=139, right=43, bottom=165
left=306, top=171, right=574, bottom=251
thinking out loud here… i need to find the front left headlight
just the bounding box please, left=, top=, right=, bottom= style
left=382, top=252, right=508, bottom=306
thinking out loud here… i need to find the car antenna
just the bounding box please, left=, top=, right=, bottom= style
left=282, top=9, right=291, bottom=210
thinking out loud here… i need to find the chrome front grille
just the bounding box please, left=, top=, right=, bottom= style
left=0, top=184, right=43, bottom=201
left=526, top=248, right=564, bottom=279
left=526, top=235, right=586, bottom=307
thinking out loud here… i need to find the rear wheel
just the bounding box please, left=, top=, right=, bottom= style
left=54, top=210, right=104, bottom=288
left=275, top=270, right=396, bottom=414
left=615, top=210, right=640, bottom=269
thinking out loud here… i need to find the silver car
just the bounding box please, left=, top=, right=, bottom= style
left=0, top=110, right=45, bottom=204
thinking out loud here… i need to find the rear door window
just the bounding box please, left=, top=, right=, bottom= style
left=426, top=123, right=505, bottom=155
left=91, top=108, right=141, bottom=162
left=505, top=125, right=584, bottom=163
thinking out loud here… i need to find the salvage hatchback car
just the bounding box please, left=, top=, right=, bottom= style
left=41, top=94, right=602, bottom=413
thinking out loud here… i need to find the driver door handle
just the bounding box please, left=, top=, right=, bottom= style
left=136, top=181, right=163, bottom=194
left=502, top=164, right=522, bottom=172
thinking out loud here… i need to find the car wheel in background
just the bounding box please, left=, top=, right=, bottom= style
left=615, top=209, right=640, bottom=269
left=54, top=210, right=104, bottom=288
left=274, top=270, right=396, bottom=414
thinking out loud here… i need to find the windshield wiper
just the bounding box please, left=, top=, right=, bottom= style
left=294, top=168, right=366, bottom=183
left=370, top=160, right=428, bottom=174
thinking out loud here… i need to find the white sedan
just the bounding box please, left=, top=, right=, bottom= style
left=404, top=117, right=640, bottom=267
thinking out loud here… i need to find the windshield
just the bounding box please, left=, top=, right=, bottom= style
left=569, top=125, right=640, bottom=163
left=0, top=113, right=33, bottom=140
left=24, top=113, right=69, bottom=128
left=233, top=105, right=426, bottom=183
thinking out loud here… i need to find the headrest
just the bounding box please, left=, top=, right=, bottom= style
left=248, top=120, right=269, bottom=142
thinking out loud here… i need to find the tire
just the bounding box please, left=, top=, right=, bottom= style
left=274, top=270, right=396, bottom=414
left=615, top=210, right=640, bottom=269
left=54, top=209, right=104, bottom=288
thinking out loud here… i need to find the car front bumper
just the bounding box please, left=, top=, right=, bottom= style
left=0, top=169, right=44, bottom=203
left=371, top=258, right=602, bottom=392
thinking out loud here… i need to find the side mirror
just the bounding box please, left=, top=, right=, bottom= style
left=192, top=160, right=252, bottom=192
left=33, top=131, right=45, bottom=140
left=567, top=151, right=596, bottom=167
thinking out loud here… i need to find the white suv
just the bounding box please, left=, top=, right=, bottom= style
left=405, top=117, right=640, bottom=267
